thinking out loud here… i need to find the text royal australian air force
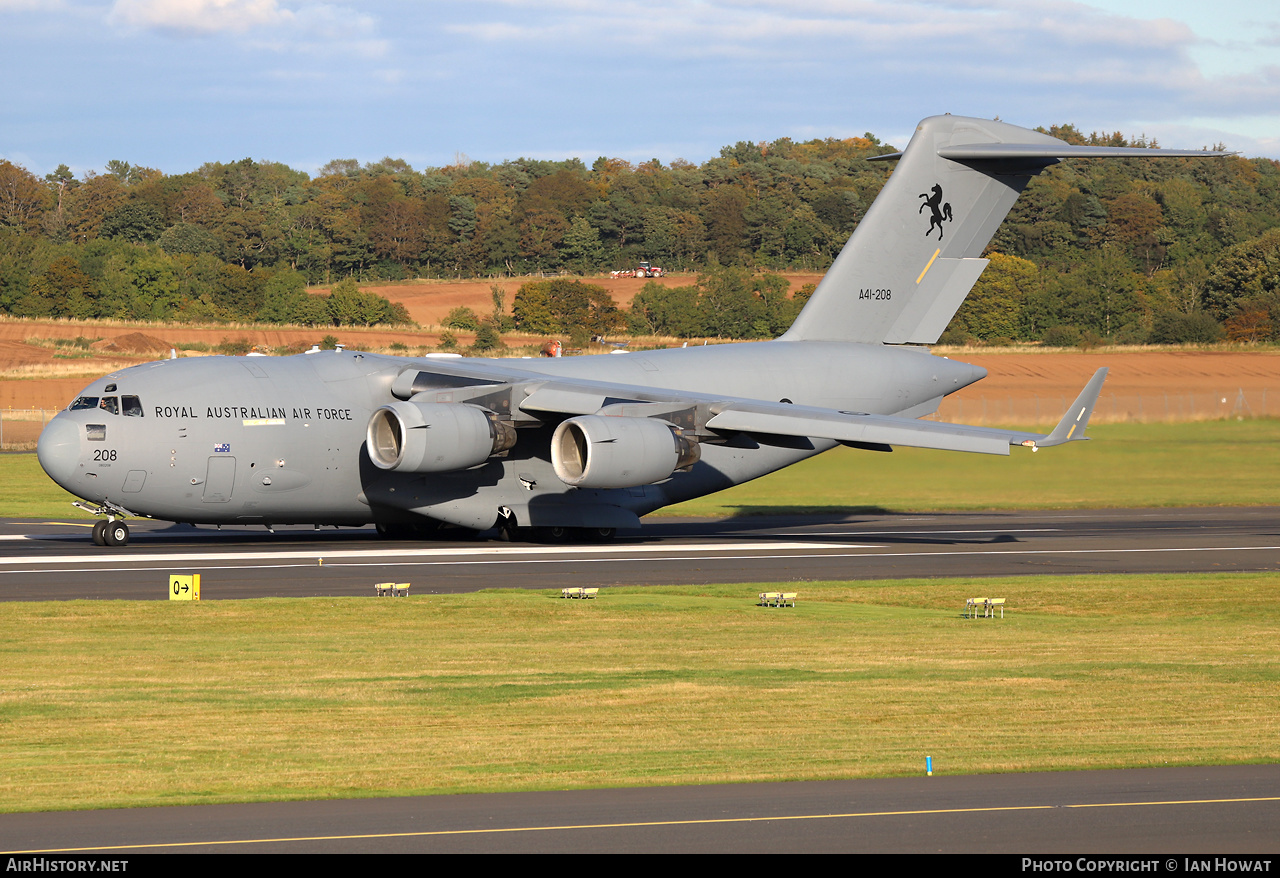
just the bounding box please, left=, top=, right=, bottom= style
left=153, top=405, right=354, bottom=422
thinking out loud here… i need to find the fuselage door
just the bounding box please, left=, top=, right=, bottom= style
left=203, top=457, right=236, bottom=502
left=122, top=470, right=147, bottom=493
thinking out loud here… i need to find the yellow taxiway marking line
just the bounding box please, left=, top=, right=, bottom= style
left=8, top=796, right=1280, bottom=852
left=1065, top=796, right=1280, bottom=808
left=0, top=523, right=94, bottom=538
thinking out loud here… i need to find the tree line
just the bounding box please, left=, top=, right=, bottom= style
left=1, top=123, right=1279, bottom=342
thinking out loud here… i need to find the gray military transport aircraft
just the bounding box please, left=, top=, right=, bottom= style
left=37, top=115, right=1227, bottom=546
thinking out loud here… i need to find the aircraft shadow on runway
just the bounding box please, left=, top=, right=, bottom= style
left=20, top=515, right=1029, bottom=549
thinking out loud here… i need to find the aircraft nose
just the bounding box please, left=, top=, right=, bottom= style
left=37, top=415, right=81, bottom=491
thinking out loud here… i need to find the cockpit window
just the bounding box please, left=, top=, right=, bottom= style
left=99, top=396, right=119, bottom=416
left=69, top=397, right=99, bottom=411
left=122, top=395, right=143, bottom=417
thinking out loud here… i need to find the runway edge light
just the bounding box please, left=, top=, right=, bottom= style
left=170, top=574, right=201, bottom=601
left=926, top=756, right=933, bottom=777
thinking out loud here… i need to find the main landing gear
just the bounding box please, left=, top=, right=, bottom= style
left=496, top=520, right=618, bottom=543
left=532, top=526, right=617, bottom=543
left=91, top=519, right=130, bottom=547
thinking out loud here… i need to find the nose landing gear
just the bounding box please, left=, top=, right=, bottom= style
left=75, top=501, right=136, bottom=547
left=91, top=519, right=130, bottom=547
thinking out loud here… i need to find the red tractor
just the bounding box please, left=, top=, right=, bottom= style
left=610, top=261, right=666, bottom=279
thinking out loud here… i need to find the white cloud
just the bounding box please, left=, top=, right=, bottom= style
left=106, top=0, right=387, bottom=56
left=243, top=4, right=387, bottom=57
left=10, top=0, right=1280, bottom=169
left=443, top=0, right=1280, bottom=133
left=446, top=1, right=1206, bottom=60
left=109, top=0, right=291, bottom=34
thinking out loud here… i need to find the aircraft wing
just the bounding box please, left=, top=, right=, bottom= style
left=396, top=356, right=1107, bottom=456
left=704, top=367, right=1107, bottom=455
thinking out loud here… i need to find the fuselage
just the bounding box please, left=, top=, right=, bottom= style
left=36, top=341, right=984, bottom=532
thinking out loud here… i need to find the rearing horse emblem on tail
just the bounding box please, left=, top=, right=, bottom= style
left=919, top=184, right=953, bottom=240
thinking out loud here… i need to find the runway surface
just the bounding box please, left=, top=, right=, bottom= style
left=2, top=506, right=1279, bottom=600
left=4, top=508, right=1278, bottom=854
left=3, top=765, right=1278, bottom=853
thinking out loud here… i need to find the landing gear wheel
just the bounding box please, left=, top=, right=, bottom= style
left=587, top=527, right=616, bottom=542
left=103, top=520, right=130, bottom=547
left=91, top=520, right=107, bottom=546
left=497, top=522, right=533, bottom=542
left=495, top=509, right=521, bottom=542
left=413, top=521, right=448, bottom=541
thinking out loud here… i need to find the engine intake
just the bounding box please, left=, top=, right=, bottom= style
left=367, top=402, right=516, bottom=473
left=552, top=415, right=699, bottom=489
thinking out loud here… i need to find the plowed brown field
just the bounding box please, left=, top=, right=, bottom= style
left=931, top=349, right=1280, bottom=424
left=3, top=274, right=1279, bottom=423
left=310, top=273, right=775, bottom=327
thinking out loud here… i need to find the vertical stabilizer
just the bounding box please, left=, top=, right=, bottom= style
left=782, top=115, right=1059, bottom=344
left=781, top=115, right=1227, bottom=345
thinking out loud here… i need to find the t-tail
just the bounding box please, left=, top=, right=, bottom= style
left=782, top=115, right=1231, bottom=345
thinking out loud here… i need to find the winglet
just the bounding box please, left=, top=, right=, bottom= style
left=1034, top=368, right=1108, bottom=448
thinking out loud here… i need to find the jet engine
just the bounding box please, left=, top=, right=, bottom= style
left=551, top=415, right=699, bottom=489
left=367, top=402, right=516, bottom=473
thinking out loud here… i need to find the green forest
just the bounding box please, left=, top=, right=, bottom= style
left=2, top=122, right=1279, bottom=344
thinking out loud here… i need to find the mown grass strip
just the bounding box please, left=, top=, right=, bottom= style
left=1, top=573, right=1276, bottom=813
left=668, top=419, right=1280, bottom=515
left=0, top=452, right=85, bottom=518
left=6, top=419, right=1280, bottom=520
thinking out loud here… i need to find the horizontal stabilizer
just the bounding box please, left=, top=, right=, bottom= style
left=937, top=144, right=1233, bottom=162
left=872, top=145, right=1233, bottom=164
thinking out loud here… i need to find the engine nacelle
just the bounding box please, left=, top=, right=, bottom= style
left=367, top=402, right=516, bottom=473
left=551, top=415, right=699, bottom=489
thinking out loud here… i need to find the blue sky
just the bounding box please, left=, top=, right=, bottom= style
left=2, top=0, right=1278, bottom=178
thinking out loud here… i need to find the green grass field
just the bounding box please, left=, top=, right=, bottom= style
left=5, top=421, right=1275, bottom=814
left=670, top=419, right=1280, bottom=515
left=7, top=419, right=1277, bottom=521
left=2, top=574, right=1276, bottom=813
left=0, top=452, right=86, bottom=519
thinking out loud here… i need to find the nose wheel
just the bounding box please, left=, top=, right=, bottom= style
left=92, top=519, right=130, bottom=547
